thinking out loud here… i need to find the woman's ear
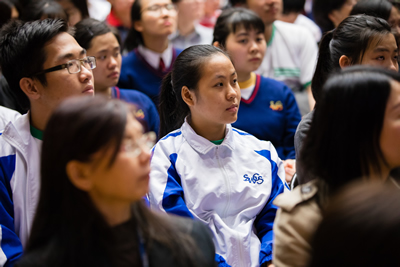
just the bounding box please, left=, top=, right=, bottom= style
left=339, top=55, right=352, bottom=68
left=133, top=20, right=143, bottom=33
left=213, top=41, right=221, bottom=49
left=66, top=160, right=93, bottom=191
left=181, top=86, right=196, bottom=107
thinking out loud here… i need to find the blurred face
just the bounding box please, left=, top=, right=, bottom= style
left=35, top=32, right=94, bottom=112
left=388, top=6, right=400, bottom=36
left=380, top=80, right=400, bottom=170
left=190, top=54, right=241, bottom=128
left=329, top=0, right=357, bottom=27
left=134, top=0, right=177, bottom=38
left=246, top=0, right=282, bottom=25
left=177, top=0, right=204, bottom=22
left=57, top=0, right=82, bottom=25
left=224, top=27, right=266, bottom=81
left=360, top=34, right=399, bottom=72
left=87, top=114, right=152, bottom=205
left=204, top=0, right=220, bottom=16
left=87, top=32, right=121, bottom=93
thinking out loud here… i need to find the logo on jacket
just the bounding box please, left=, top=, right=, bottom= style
left=135, top=109, right=145, bottom=119
left=243, top=173, right=264, bottom=184
left=269, top=101, right=283, bottom=111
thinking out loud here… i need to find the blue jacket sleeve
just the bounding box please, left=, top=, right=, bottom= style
left=282, top=85, right=301, bottom=160
left=145, top=98, right=160, bottom=138
left=254, top=156, right=287, bottom=265
left=0, top=154, right=23, bottom=267
left=161, top=153, right=193, bottom=218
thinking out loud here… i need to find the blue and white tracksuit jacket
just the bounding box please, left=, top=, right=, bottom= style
left=0, top=113, right=41, bottom=266
left=149, top=120, right=289, bottom=267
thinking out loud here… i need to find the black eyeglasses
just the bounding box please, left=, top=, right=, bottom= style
left=32, top=56, right=96, bottom=76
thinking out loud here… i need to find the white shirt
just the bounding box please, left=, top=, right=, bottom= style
left=137, top=44, right=174, bottom=69
left=295, top=14, right=322, bottom=43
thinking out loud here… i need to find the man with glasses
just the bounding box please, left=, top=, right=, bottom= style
left=0, top=19, right=95, bottom=266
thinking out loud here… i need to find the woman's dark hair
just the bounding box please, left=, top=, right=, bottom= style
left=282, top=0, right=306, bottom=14
left=350, top=0, right=392, bottom=21
left=20, top=0, right=67, bottom=22
left=311, top=14, right=393, bottom=104
left=213, top=7, right=265, bottom=48
left=301, top=66, right=400, bottom=196
left=0, top=0, right=14, bottom=28
left=74, top=18, right=121, bottom=50
left=56, top=0, right=89, bottom=19
left=124, top=0, right=144, bottom=51
left=26, top=95, right=200, bottom=266
left=159, top=44, right=230, bottom=138
left=312, top=0, right=348, bottom=33
left=309, top=181, right=400, bottom=267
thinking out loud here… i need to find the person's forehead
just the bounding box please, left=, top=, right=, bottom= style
left=89, top=32, right=119, bottom=52
left=43, top=32, right=86, bottom=66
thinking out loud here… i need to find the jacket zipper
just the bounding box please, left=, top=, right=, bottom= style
left=215, top=146, right=231, bottom=218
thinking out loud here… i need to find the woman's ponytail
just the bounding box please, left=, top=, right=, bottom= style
left=311, top=30, right=334, bottom=105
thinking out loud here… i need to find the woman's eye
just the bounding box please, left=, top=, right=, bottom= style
left=98, top=55, right=107, bottom=60
left=377, top=56, right=385, bottom=61
left=233, top=79, right=238, bottom=84
left=238, top=39, right=248, bottom=44
left=114, top=52, right=120, bottom=58
left=215, top=82, right=223, bottom=87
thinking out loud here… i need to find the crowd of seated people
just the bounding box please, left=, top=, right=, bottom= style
left=0, top=0, right=400, bottom=266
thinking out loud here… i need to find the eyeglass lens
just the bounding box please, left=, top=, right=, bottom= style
left=67, top=57, right=96, bottom=74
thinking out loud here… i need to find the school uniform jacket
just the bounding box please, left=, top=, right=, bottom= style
left=0, top=113, right=41, bottom=266
left=149, top=119, right=289, bottom=267
left=117, top=48, right=182, bottom=106
left=232, top=74, right=301, bottom=160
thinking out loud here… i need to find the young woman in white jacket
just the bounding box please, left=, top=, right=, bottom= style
left=149, top=44, right=288, bottom=267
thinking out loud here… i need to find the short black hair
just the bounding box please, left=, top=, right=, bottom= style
left=282, top=0, right=305, bottom=14
left=213, top=8, right=265, bottom=48
left=0, top=19, right=71, bottom=111
left=75, top=18, right=121, bottom=50
left=20, top=0, right=68, bottom=22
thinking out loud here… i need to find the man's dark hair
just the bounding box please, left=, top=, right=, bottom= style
left=0, top=19, right=71, bottom=111
left=282, top=0, right=305, bottom=14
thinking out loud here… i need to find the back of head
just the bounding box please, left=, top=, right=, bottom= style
left=350, top=0, right=392, bottom=21
left=312, top=0, right=348, bottom=32
left=159, top=44, right=229, bottom=138
left=311, top=14, right=392, bottom=103
left=282, top=0, right=305, bottom=15
left=302, top=66, right=400, bottom=192
left=20, top=0, right=67, bottom=22
left=309, top=181, right=400, bottom=267
left=213, top=7, right=265, bottom=48
left=28, top=95, right=127, bottom=263
left=0, top=19, right=70, bottom=112
left=75, top=18, right=120, bottom=50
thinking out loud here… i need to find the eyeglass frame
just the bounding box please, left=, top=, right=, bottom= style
left=31, top=56, right=97, bottom=77
left=121, top=131, right=156, bottom=158
left=141, top=3, right=177, bottom=14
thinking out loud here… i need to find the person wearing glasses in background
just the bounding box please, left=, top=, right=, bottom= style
left=0, top=19, right=95, bottom=266
left=118, top=0, right=180, bottom=106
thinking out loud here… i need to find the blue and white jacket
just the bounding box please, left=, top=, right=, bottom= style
left=149, top=119, right=289, bottom=267
left=0, top=113, right=41, bottom=266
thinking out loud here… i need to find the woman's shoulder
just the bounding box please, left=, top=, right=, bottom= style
left=150, top=214, right=216, bottom=267
left=274, top=180, right=322, bottom=220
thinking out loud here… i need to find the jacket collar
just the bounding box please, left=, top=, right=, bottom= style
left=181, top=117, right=235, bottom=154
left=2, top=112, right=33, bottom=153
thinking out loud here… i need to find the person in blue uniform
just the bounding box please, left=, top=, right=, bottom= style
left=212, top=8, right=301, bottom=182
left=118, top=0, right=181, bottom=106
left=75, top=18, right=160, bottom=136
